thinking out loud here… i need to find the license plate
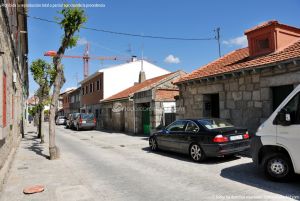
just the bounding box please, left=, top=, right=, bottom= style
left=230, top=135, right=243, bottom=141
left=82, top=121, right=86, bottom=123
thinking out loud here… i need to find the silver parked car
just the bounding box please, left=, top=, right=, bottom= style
left=73, top=113, right=96, bottom=131
left=56, top=116, right=66, bottom=125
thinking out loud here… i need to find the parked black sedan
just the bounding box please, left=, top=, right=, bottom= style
left=149, top=118, right=250, bottom=162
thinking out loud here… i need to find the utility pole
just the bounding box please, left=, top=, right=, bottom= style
left=215, top=27, right=221, bottom=58
left=74, top=72, right=79, bottom=86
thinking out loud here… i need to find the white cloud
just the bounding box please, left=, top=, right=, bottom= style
left=223, top=36, right=248, bottom=47
left=77, top=37, right=88, bottom=45
left=164, top=54, right=180, bottom=64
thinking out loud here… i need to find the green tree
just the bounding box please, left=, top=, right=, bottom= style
left=30, top=59, right=53, bottom=143
left=49, top=6, right=87, bottom=160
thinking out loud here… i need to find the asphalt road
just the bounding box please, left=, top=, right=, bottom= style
left=55, top=126, right=300, bottom=201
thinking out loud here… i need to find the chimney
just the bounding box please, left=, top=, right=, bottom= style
left=138, top=59, right=146, bottom=83
left=131, top=55, right=137, bottom=62
left=245, top=20, right=300, bottom=57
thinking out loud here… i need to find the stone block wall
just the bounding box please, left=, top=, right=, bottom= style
left=177, top=63, right=300, bottom=133
left=100, top=100, right=135, bottom=134
left=0, top=5, right=28, bottom=190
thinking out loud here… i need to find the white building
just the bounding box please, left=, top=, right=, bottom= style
left=80, top=58, right=170, bottom=116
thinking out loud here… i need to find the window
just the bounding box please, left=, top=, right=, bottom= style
left=3, top=72, right=7, bottom=127
left=97, top=80, right=100, bottom=91
left=90, top=83, right=92, bottom=93
left=198, top=119, right=234, bottom=130
left=95, top=109, right=99, bottom=119
left=258, top=38, right=269, bottom=49
left=282, top=92, right=300, bottom=124
left=166, top=120, right=186, bottom=132
left=185, top=121, right=199, bottom=132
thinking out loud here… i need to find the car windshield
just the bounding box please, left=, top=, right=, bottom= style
left=198, top=119, right=233, bottom=130
left=81, top=113, right=94, bottom=120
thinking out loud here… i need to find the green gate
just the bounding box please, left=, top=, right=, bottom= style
left=142, top=109, right=150, bottom=135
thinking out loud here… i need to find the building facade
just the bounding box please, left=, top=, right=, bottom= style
left=69, top=87, right=81, bottom=113
left=175, top=21, right=300, bottom=134
left=60, top=88, right=76, bottom=116
left=101, top=71, right=186, bottom=135
left=80, top=59, right=170, bottom=128
left=0, top=0, right=28, bottom=190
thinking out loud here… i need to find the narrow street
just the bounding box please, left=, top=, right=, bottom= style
left=17, top=125, right=300, bottom=200
left=1, top=125, right=300, bottom=201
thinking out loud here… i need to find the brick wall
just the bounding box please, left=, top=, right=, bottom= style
left=81, top=73, right=104, bottom=106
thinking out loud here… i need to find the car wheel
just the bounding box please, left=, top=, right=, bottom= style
left=264, top=153, right=294, bottom=182
left=149, top=137, right=158, bottom=151
left=189, top=143, right=206, bottom=162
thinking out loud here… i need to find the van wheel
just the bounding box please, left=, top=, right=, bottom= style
left=189, top=143, right=206, bottom=162
left=263, top=153, right=294, bottom=182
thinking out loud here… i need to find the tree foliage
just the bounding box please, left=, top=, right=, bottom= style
left=48, top=5, right=87, bottom=160
left=30, top=59, right=54, bottom=106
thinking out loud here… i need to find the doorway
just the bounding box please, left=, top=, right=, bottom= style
left=203, top=93, right=220, bottom=118
left=272, top=85, right=294, bottom=111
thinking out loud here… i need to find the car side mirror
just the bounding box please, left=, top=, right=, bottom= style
left=275, top=108, right=291, bottom=126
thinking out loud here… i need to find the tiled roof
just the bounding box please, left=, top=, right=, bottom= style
left=155, top=89, right=179, bottom=101
left=103, top=72, right=176, bottom=102
left=176, top=40, right=300, bottom=84
left=244, top=20, right=300, bottom=34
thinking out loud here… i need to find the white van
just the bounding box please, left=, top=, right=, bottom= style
left=252, top=84, right=300, bottom=181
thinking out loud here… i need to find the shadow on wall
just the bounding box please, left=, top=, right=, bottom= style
left=220, top=162, right=300, bottom=200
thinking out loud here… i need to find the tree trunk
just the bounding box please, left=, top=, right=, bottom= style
left=38, top=109, right=42, bottom=138
left=49, top=65, right=64, bottom=160
left=40, top=108, right=45, bottom=144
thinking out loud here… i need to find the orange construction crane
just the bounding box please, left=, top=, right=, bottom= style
left=44, top=43, right=129, bottom=78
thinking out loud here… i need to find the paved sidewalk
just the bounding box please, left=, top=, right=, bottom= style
left=0, top=124, right=94, bottom=201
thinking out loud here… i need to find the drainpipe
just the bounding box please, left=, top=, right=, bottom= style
left=129, top=96, right=136, bottom=135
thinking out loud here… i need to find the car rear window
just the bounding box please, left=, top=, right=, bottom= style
left=198, top=119, right=233, bottom=130
left=59, top=116, right=65, bottom=119
left=81, top=114, right=94, bottom=120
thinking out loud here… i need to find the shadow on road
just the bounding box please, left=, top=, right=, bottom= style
left=220, top=162, right=300, bottom=200
left=142, top=147, right=241, bottom=164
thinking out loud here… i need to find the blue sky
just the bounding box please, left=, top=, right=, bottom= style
left=28, top=0, right=300, bottom=96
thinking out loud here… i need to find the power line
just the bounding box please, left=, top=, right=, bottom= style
left=22, top=13, right=216, bottom=41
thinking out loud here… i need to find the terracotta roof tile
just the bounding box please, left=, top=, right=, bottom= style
left=176, top=40, right=300, bottom=84
left=155, top=89, right=179, bottom=101
left=103, top=72, right=176, bottom=102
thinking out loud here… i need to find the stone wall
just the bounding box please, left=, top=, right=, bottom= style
left=177, top=63, right=300, bottom=133
left=100, top=100, right=135, bottom=134
left=0, top=4, right=28, bottom=190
